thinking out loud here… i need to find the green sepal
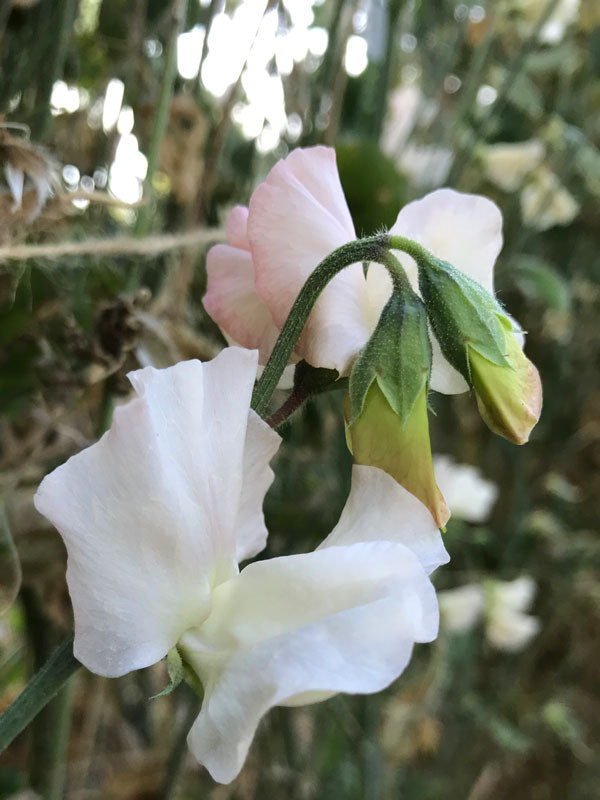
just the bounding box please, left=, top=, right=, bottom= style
left=348, top=287, right=432, bottom=426
left=417, top=256, right=513, bottom=381
left=150, top=646, right=185, bottom=699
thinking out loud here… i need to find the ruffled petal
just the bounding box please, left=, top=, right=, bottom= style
left=248, top=146, right=370, bottom=374
left=183, top=540, right=438, bottom=783
left=34, top=348, right=278, bottom=677
left=387, top=189, right=503, bottom=394
left=318, top=465, right=449, bottom=574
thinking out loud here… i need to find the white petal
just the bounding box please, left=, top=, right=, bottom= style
left=183, top=541, right=438, bottom=783
left=248, top=146, right=370, bottom=374
left=486, top=610, right=540, bottom=652
left=439, top=584, right=485, bottom=633
left=34, top=348, right=279, bottom=677
left=235, top=409, right=281, bottom=562
left=389, top=188, right=503, bottom=394
left=493, top=576, right=536, bottom=613
left=318, top=465, right=449, bottom=575
left=433, top=455, right=498, bottom=523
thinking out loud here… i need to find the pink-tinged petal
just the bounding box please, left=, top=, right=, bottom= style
left=204, top=244, right=281, bottom=363
left=183, top=540, right=438, bottom=783
left=388, top=189, right=503, bottom=394
left=34, top=348, right=280, bottom=677
left=225, top=205, right=251, bottom=250
left=248, top=146, right=369, bottom=374
left=235, top=409, right=281, bottom=562
left=319, top=465, right=449, bottom=574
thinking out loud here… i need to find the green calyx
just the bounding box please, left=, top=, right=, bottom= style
left=417, top=256, right=515, bottom=383
left=348, top=283, right=432, bottom=426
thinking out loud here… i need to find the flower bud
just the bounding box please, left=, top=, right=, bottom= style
left=345, top=287, right=449, bottom=527
left=418, top=256, right=542, bottom=444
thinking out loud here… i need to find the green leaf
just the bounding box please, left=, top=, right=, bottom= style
left=515, top=256, right=571, bottom=312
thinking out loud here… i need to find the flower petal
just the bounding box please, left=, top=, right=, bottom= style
left=183, top=540, right=438, bottom=783
left=34, top=348, right=279, bottom=677
left=388, top=188, right=503, bottom=394
left=204, top=244, right=282, bottom=363
left=248, top=146, right=369, bottom=374
left=318, top=465, right=449, bottom=574
left=235, top=409, right=281, bottom=562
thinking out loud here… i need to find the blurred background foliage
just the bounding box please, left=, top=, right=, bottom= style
left=0, top=0, right=599, bottom=797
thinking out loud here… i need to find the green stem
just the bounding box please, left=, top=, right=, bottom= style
left=160, top=686, right=203, bottom=800
left=47, top=674, right=77, bottom=800
left=127, top=0, right=188, bottom=290
left=250, top=235, right=387, bottom=416
left=251, top=234, right=432, bottom=417
left=0, top=635, right=80, bottom=755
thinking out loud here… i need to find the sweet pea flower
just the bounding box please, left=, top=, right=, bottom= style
left=439, top=576, right=539, bottom=653
left=34, top=346, right=449, bottom=784
left=204, top=145, right=506, bottom=394
left=433, top=455, right=499, bottom=523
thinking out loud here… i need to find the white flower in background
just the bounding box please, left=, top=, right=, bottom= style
left=433, top=455, right=499, bottom=523
left=440, top=576, right=539, bottom=652
left=381, top=86, right=438, bottom=157
left=34, top=346, right=449, bottom=784
left=521, top=166, right=579, bottom=231
left=397, top=144, right=453, bottom=190
left=486, top=576, right=540, bottom=651
left=439, top=584, right=485, bottom=633
left=482, top=139, right=546, bottom=192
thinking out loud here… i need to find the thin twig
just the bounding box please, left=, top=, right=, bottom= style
left=0, top=228, right=223, bottom=263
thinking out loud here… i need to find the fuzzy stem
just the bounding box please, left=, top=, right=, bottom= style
left=251, top=235, right=388, bottom=416
left=251, top=234, right=432, bottom=417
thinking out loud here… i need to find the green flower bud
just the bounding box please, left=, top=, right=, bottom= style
left=418, top=257, right=542, bottom=444
left=346, top=287, right=449, bottom=527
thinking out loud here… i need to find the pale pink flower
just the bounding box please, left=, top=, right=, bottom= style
left=203, top=146, right=504, bottom=393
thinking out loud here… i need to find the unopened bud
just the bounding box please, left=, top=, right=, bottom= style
left=418, top=256, right=542, bottom=444
left=346, top=285, right=449, bottom=527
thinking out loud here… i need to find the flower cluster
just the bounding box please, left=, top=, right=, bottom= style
left=204, top=146, right=541, bottom=523
left=33, top=145, right=543, bottom=785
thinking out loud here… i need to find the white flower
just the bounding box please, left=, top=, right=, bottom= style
left=381, top=87, right=438, bottom=157
left=486, top=576, right=540, bottom=652
left=433, top=455, right=498, bottom=523
left=397, top=145, right=453, bottom=189
left=483, top=139, right=545, bottom=192
left=440, top=576, right=539, bottom=653
left=439, top=584, right=485, bottom=633
left=521, top=167, right=579, bottom=231
left=34, top=346, right=449, bottom=784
